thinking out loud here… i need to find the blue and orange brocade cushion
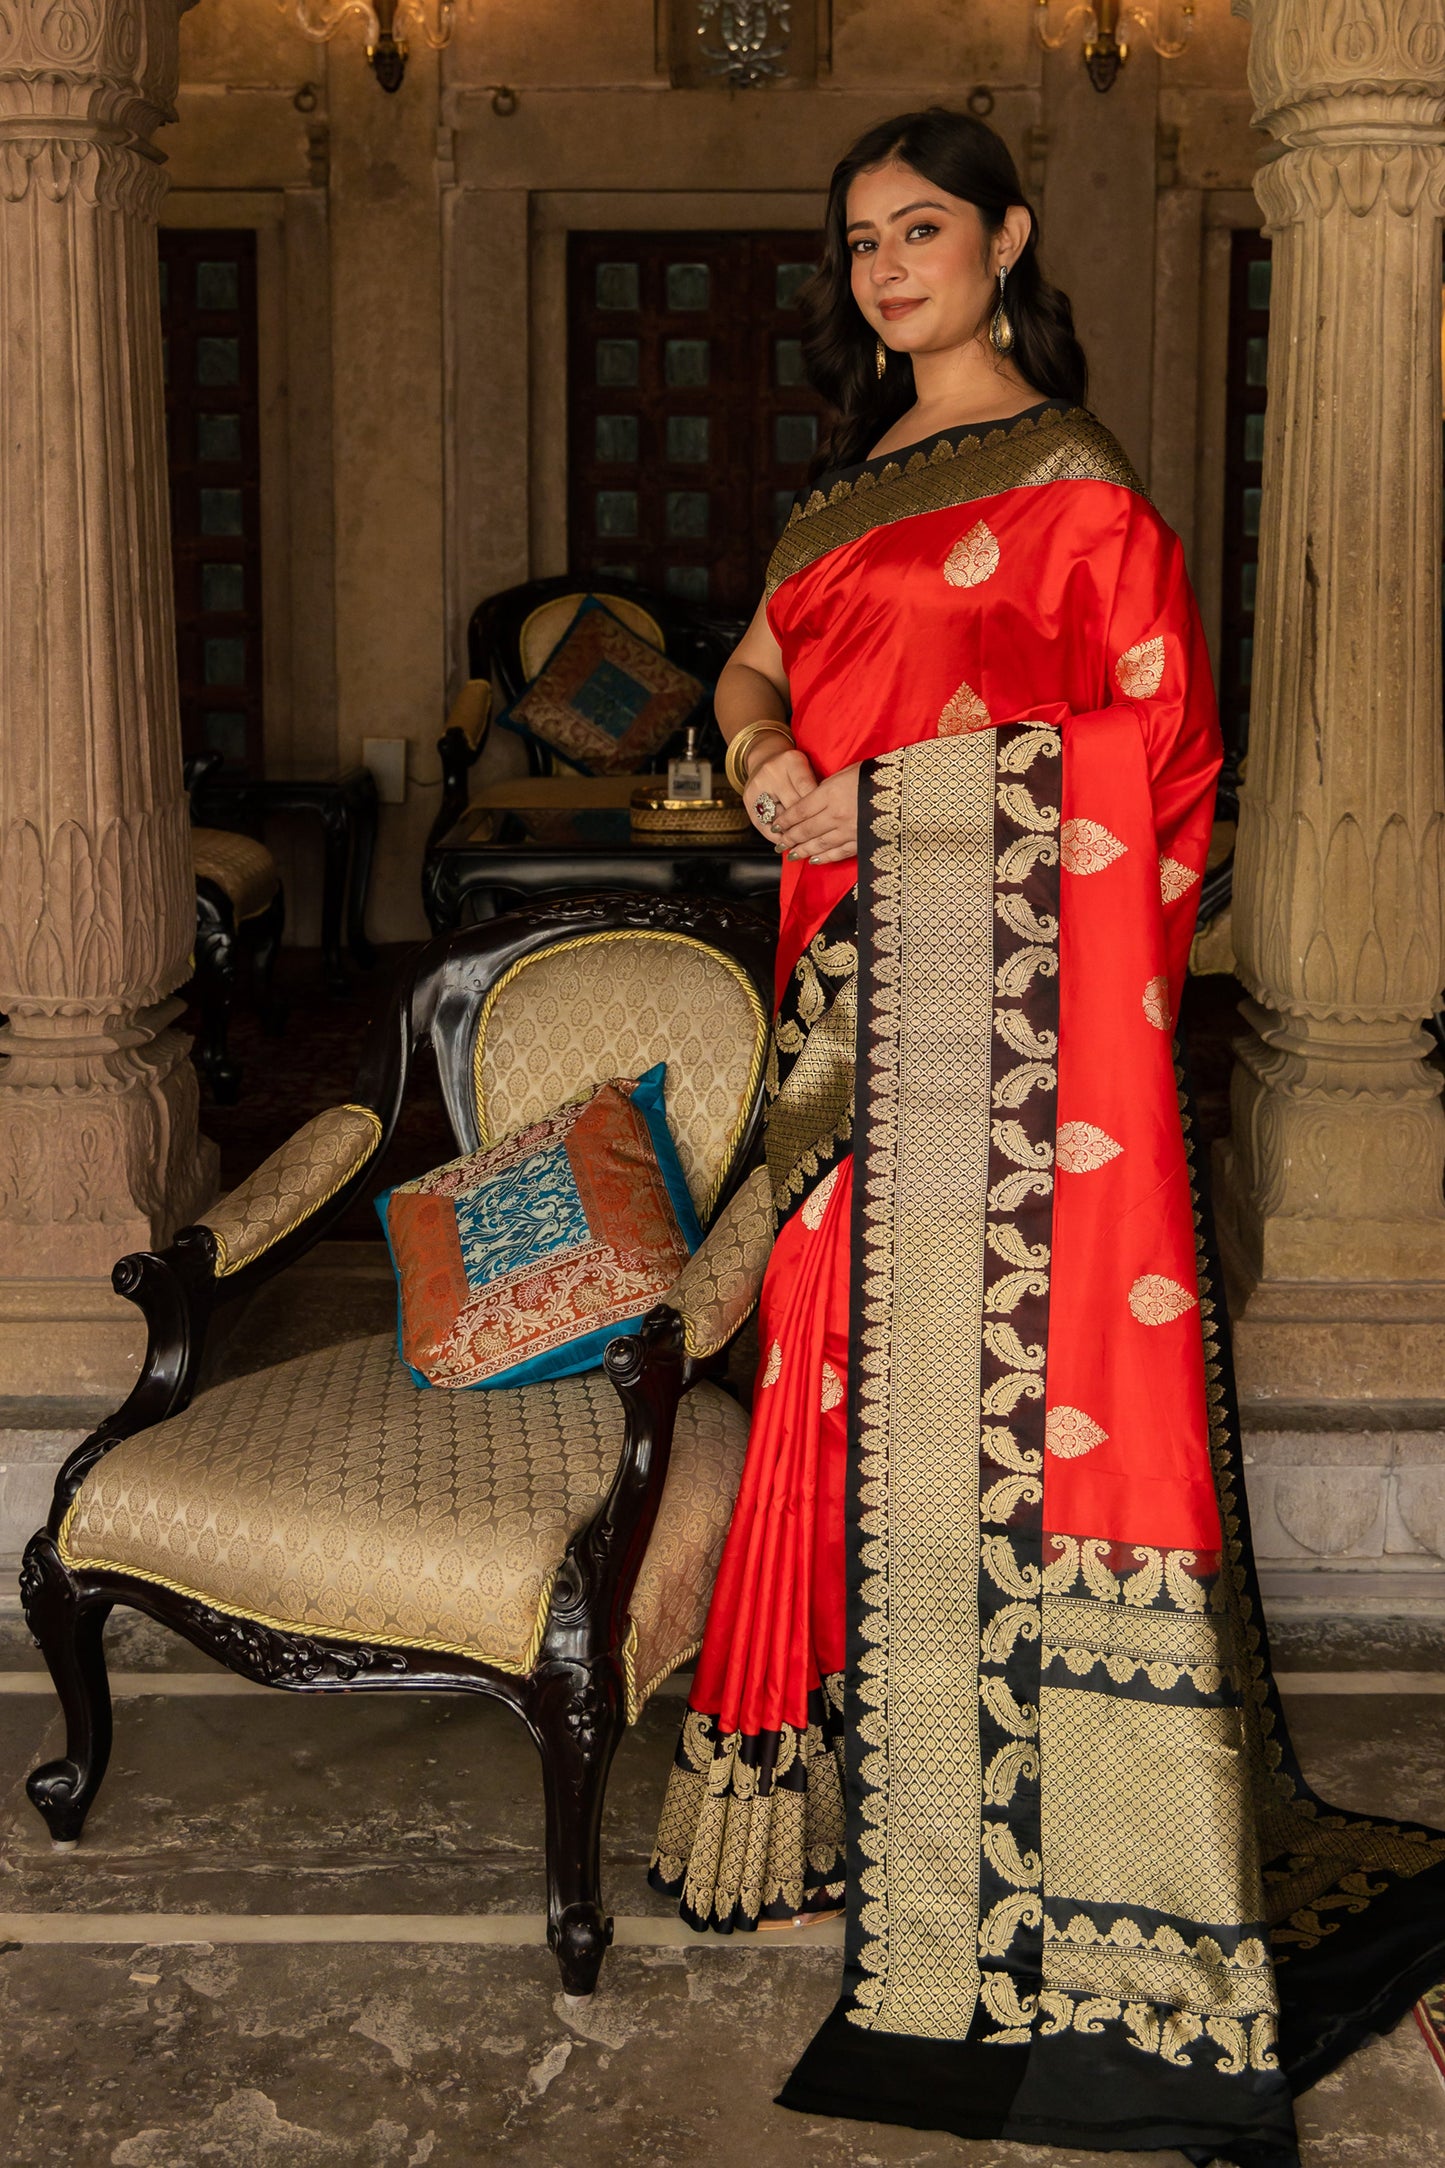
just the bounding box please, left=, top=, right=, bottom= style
left=377, top=1065, right=702, bottom=1390
left=497, top=598, right=706, bottom=776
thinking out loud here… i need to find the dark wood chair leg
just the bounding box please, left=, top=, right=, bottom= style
left=19, top=1535, right=115, bottom=1847
left=533, top=1659, right=627, bottom=1998
left=192, top=890, right=242, bottom=1104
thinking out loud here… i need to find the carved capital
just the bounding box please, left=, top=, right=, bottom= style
left=0, top=0, right=190, bottom=137
left=1234, top=0, right=1445, bottom=144
left=1255, top=138, right=1445, bottom=224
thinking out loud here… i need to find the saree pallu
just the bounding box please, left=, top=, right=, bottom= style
left=649, top=403, right=1445, bottom=2166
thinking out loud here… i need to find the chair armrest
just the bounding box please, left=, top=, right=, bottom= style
left=201, top=1102, right=384, bottom=1276
left=663, top=1165, right=775, bottom=1361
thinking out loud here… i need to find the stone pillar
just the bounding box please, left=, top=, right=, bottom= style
left=0, top=0, right=215, bottom=1398
left=1218, top=0, right=1445, bottom=1409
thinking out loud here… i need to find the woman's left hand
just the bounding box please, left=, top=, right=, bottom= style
left=769, top=763, right=861, bottom=866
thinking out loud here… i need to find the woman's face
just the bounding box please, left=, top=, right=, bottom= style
left=845, top=160, right=1025, bottom=360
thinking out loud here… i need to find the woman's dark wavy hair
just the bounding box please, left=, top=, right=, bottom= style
left=801, top=107, right=1087, bottom=476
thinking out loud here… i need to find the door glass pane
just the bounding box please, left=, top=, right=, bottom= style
left=664, top=339, right=709, bottom=388
left=196, top=413, right=242, bottom=463
left=203, top=710, right=248, bottom=765
left=1247, top=258, right=1272, bottom=312
left=665, top=565, right=710, bottom=602
left=1245, top=335, right=1268, bottom=387
left=666, top=415, right=710, bottom=462
left=204, top=635, right=246, bottom=685
left=202, top=563, right=245, bottom=613
left=595, top=489, right=639, bottom=538
left=773, top=489, right=797, bottom=533
left=775, top=337, right=806, bottom=387
left=595, top=339, right=639, bottom=387
left=196, top=260, right=240, bottom=312
left=593, top=562, right=638, bottom=581
left=1242, top=486, right=1262, bottom=538
left=1241, top=561, right=1257, bottom=611
left=775, top=413, right=818, bottom=464
left=1243, top=412, right=1265, bottom=463
left=595, top=414, right=639, bottom=463
left=595, top=262, right=639, bottom=310
left=196, top=336, right=240, bottom=387
left=199, top=487, right=244, bottom=535
left=775, top=263, right=816, bottom=310
left=666, top=490, right=709, bottom=538
left=666, top=262, right=710, bottom=311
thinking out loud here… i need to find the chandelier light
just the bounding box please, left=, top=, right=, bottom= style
left=1033, top=0, right=1195, bottom=94
left=282, top=0, right=458, bottom=94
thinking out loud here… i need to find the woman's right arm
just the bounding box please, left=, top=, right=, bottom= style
left=717, top=597, right=818, bottom=842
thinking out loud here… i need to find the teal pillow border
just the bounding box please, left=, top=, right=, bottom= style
left=375, top=1061, right=703, bottom=1392
left=493, top=595, right=708, bottom=776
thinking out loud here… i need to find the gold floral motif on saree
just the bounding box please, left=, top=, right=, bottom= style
left=1055, top=1120, right=1122, bottom=1174
left=1115, top=634, right=1167, bottom=699
left=943, top=517, right=1001, bottom=588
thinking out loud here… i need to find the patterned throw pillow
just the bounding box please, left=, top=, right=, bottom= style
left=498, top=598, right=706, bottom=776
left=377, top=1065, right=703, bottom=1390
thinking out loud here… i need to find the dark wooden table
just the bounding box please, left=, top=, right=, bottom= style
left=192, top=766, right=379, bottom=992
left=423, top=802, right=781, bottom=931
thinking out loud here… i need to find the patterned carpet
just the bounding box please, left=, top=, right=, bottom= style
left=189, top=944, right=1250, bottom=1242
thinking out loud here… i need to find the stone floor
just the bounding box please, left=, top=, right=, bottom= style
left=2, top=1608, right=1443, bottom=2167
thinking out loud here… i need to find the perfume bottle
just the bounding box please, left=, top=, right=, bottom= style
left=667, top=723, right=713, bottom=803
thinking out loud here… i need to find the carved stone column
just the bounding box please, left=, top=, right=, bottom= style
left=1216, top=1, right=1445, bottom=1411
left=0, top=0, right=214, bottom=1397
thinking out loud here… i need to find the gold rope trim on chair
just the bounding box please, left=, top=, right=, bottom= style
left=208, top=1104, right=384, bottom=1278
left=470, top=929, right=769, bottom=1224
left=56, top=1500, right=560, bottom=1677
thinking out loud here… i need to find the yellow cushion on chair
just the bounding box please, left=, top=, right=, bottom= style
left=191, top=828, right=280, bottom=923
left=59, top=1332, right=749, bottom=1715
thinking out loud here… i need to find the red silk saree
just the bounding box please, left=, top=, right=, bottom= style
left=649, top=402, right=1445, bottom=2165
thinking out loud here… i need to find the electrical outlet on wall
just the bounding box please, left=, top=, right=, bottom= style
left=363, top=737, right=407, bottom=805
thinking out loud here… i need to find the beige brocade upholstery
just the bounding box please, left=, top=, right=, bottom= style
left=191, top=827, right=281, bottom=922
left=203, top=1104, right=383, bottom=1275
left=60, top=1333, right=750, bottom=1711
left=476, top=933, right=767, bottom=1215
left=664, top=1167, right=775, bottom=1359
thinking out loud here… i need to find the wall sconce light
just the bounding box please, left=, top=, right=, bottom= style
left=282, top=0, right=458, bottom=94
left=1033, top=0, right=1194, bottom=94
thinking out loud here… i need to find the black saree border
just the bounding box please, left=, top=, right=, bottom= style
left=764, top=405, right=1144, bottom=602
left=780, top=721, right=1062, bottom=2110
left=764, top=890, right=858, bottom=1229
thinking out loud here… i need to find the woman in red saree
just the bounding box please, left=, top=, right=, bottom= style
left=649, top=110, right=1445, bottom=2167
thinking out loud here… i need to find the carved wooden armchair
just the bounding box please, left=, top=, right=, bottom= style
left=20, top=892, right=776, bottom=1997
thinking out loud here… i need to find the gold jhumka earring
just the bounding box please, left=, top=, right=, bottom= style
left=990, top=263, right=1015, bottom=355
left=876, top=336, right=887, bottom=378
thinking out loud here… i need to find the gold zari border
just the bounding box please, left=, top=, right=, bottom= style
left=765, top=406, right=1143, bottom=600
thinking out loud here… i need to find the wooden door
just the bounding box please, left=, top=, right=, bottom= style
left=567, top=231, right=828, bottom=613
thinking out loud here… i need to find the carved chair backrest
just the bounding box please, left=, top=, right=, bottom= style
left=405, top=900, right=774, bottom=1230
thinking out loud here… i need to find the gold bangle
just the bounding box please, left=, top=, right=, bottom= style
left=724, top=720, right=793, bottom=795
